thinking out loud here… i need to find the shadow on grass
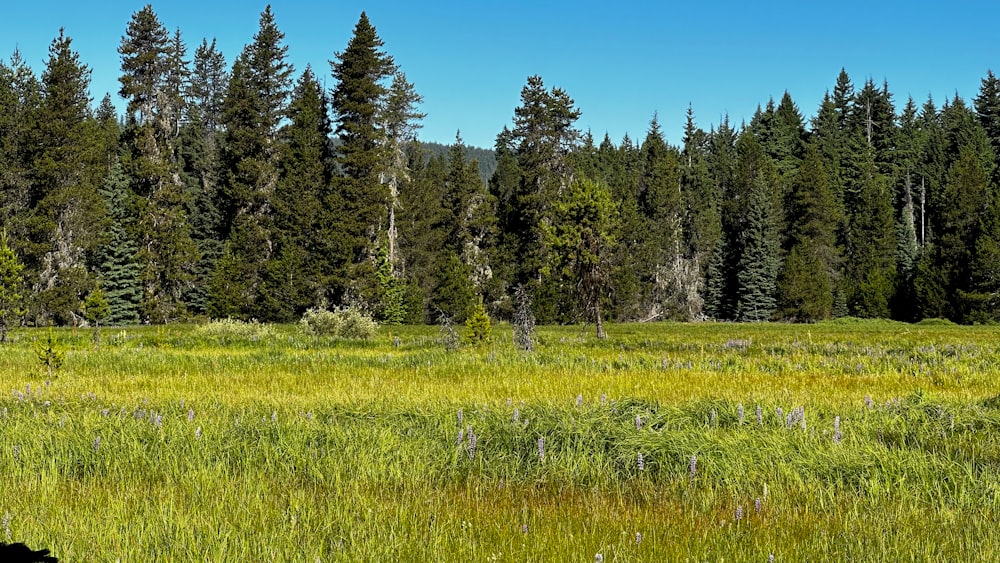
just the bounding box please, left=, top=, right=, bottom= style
left=0, top=542, right=57, bottom=562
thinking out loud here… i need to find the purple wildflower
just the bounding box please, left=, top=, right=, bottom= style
left=195, top=426, right=202, bottom=440
left=637, top=451, right=645, bottom=471
left=689, top=454, right=697, bottom=479
left=576, top=394, right=583, bottom=407
left=187, top=409, right=195, bottom=422
left=635, top=532, right=642, bottom=544
left=755, top=497, right=762, bottom=514
left=737, top=404, right=745, bottom=425
left=537, top=436, right=545, bottom=462
left=93, top=436, right=101, bottom=451
left=466, top=427, right=477, bottom=459
left=735, top=505, right=744, bottom=522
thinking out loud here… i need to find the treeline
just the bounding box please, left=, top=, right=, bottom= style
left=1, top=4, right=999, bottom=330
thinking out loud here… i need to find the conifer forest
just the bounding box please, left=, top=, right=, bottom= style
left=2, top=4, right=998, bottom=330
left=7, top=5, right=1000, bottom=561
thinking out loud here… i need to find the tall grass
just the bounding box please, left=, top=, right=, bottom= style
left=1, top=321, right=999, bottom=560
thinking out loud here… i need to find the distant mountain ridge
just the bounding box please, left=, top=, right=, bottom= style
left=419, top=141, right=497, bottom=185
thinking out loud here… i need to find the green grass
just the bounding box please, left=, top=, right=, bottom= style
left=2, top=321, right=1000, bottom=560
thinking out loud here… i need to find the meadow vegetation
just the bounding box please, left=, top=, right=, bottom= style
left=1, top=320, right=1000, bottom=560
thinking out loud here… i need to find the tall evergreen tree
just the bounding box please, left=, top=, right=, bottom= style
left=845, top=148, right=897, bottom=318
left=975, top=69, right=1000, bottom=177
left=0, top=51, right=41, bottom=248
left=119, top=5, right=197, bottom=321
left=545, top=176, right=617, bottom=337
left=213, top=6, right=293, bottom=318
left=96, top=163, right=142, bottom=325
left=495, top=75, right=581, bottom=321
left=737, top=178, right=781, bottom=321
left=31, top=29, right=104, bottom=325
left=777, top=144, right=840, bottom=320
left=380, top=71, right=424, bottom=267
left=329, top=12, right=396, bottom=304
left=178, top=38, right=228, bottom=314
left=264, top=67, right=333, bottom=320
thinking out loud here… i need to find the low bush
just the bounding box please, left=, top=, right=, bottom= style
left=300, top=306, right=378, bottom=339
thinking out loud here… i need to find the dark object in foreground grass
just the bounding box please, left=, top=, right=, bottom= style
left=0, top=542, right=58, bottom=562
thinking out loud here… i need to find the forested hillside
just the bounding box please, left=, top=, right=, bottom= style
left=1, top=4, right=999, bottom=328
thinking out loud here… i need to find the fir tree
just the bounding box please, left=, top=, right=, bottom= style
left=329, top=12, right=396, bottom=303
left=264, top=67, right=334, bottom=320
left=737, top=179, right=781, bottom=322
left=846, top=149, right=897, bottom=318
left=96, top=164, right=142, bottom=325
left=119, top=6, right=197, bottom=321
left=215, top=6, right=293, bottom=318
left=777, top=144, right=840, bottom=320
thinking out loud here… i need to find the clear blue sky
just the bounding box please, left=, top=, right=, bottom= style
left=3, top=1, right=999, bottom=149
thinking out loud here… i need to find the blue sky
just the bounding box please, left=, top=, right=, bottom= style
left=3, top=1, right=999, bottom=148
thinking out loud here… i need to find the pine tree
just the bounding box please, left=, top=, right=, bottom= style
left=975, top=70, right=1000, bottom=179
left=380, top=71, right=424, bottom=267
left=399, top=149, right=447, bottom=321
left=846, top=149, right=897, bottom=318
left=770, top=91, right=807, bottom=176
left=31, top=29, right=104, bottom=324
left=502, top=75, right=582, bottom=321
left=0, top=51, right=41, bottom=253
left=938, top=145, right=992, bottom=320
left=443, top=133, right=496, bottom=298
left=681, top=107, right=722, bottom=264
left=968, top=195, right=1000, bottom=322
left=545, top=176, right=617, bottom=337
left=433, top=252, right=474, bottom=322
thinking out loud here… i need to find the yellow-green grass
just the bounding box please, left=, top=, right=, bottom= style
left=0, top=320, right=999, bottom=560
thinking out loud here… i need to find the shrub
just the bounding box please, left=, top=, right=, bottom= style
left=465, top=300, right=492, bottom=344
left=300, top=306, right=378, bottom=339
left=195, top=318, right=276, bottom=341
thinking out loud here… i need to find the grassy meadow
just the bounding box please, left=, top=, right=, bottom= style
left=2, top=319, right=1000, bottom=560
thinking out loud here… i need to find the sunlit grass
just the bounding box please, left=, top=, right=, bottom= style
left=1, top=320, right=999, bottom=560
